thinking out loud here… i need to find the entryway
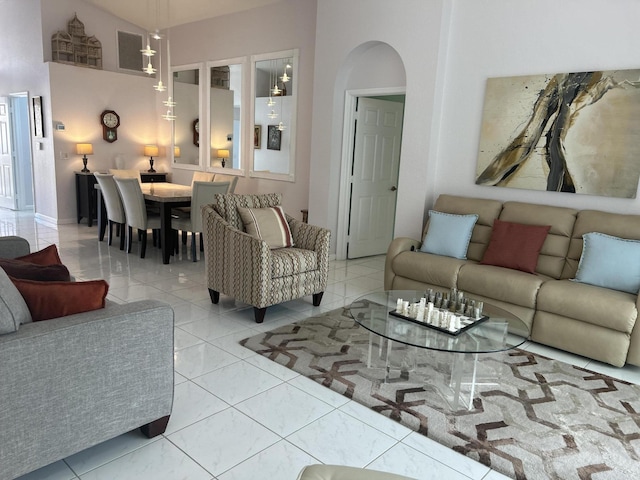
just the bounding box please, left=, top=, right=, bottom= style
left=0, top=93, right=34, bottom=211
left=337, top=90, right=405, bottom=259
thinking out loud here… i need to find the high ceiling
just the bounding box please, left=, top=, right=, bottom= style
left=83, top=0, right=283, bottom=30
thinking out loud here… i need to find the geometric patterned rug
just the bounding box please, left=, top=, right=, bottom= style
left=240, top=306, right=640, bottom=480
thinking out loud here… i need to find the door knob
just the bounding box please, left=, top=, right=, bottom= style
left=390, top=186, right=397, bottom=191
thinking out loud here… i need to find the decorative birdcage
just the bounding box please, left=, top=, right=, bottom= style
left=51, top=14, right=102, bottom=69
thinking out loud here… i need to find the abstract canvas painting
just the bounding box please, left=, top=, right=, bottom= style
left=476, top=69, right=640, bottom=198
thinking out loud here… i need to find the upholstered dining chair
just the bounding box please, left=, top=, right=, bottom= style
left=172, top=181, right=230, bottom=262
left=108, top=169, right=142, bottom=183
left=114, top=177, right=162, bottom=258
left=201, top=193, right=331, bottom=323
left=211, top=173, right=238, bottom=193
left=191, top=170, right=215, bottom=184
left=173, top=171, right=220, bottom=218
left=94, top=173, right=126, bottom=250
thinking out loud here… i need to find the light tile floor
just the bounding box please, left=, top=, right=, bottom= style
left=4, top=208, right=640, bottom=480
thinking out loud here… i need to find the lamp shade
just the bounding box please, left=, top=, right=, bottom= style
left=76, top=143, right=93, bottom=155
left=174, top=146, right=181, bottom=158
left=217, top=149, right=230, bottom=158
left=144, top=145, right=159, bottom=157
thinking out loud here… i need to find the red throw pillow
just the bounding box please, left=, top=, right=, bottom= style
left=15, top=244, right=62, bottom=265
left=0, top=258, right=70, bottom=281
left=10, top=278, right=109, bottom=321
left=481, top=219, right=551, bottom=274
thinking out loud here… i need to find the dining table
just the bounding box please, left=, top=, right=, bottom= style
left=97, top=181, right=192, bottom=264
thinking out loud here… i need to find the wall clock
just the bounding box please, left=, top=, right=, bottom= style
left=193, top=119, right=199, bottom=146
left=100, top=110, right=120, bottom=143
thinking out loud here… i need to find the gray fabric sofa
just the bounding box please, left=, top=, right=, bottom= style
left=0, top=236, right=174, bottom=480
left=385, top=194, right=640, bottom=368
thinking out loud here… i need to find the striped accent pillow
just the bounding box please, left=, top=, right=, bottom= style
left=238, top=206, right=294, bottom=249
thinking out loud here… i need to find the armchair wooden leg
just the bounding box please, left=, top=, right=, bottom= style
left=253, top=307, right=267, bottom=323
left=191, top=233, right=197, bottom=262
left=312, top=292, right=324, bottom=306
left=140, top=415, right=170, bottom=438
left=209, top=289, right=220, bottom=304
left=182, top=230, right=188, bottom=245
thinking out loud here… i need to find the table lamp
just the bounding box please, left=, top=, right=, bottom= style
left=76, top=143, right=93, bottom=173
left=217, top=149, right=229, bottom=168
left=144, top=144, right=159, bottom=173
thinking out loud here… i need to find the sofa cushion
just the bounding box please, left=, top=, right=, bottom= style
left=457, top=263, right=545, bottom=309
left=563, top=209, right=640, bottom=279
left=0, top=269, right=31, bottom=333
left=430, top=195, right=503, bottom=262
left=481, top=219, right=550, bottom=273
left=0, top=258, right=71, bottom=282
left=573, top=232, right=640, bottom=294
left=392, top=251, right=466, bottom=289
left=420, top=210, right=478, bottom=259
left=10, top=278, right=109, bottom=321
left=499, top=201, right=577, bottom=279
left=15, top=244, right=62, bottom=265
left=271, top=248, right=318, bottom=278
left=238, top=205, right=294, bottom=249
left=537, top=279, right=637, bottom=333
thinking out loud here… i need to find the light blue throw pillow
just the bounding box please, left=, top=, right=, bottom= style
left=420, top=210, right=479, bottom=259
left=574, top=232, right=640, bottom=294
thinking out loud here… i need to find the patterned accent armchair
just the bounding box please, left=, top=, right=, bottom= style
left=202, top=193, right=331, bottom=323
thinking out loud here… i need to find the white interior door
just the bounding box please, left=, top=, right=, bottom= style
left=347, top=97, right=404, bottom=258
left=0, top=97, right=16, bottom=210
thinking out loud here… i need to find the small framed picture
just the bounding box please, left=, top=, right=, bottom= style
left=254, top=125, right=261, bottom=149
left=267, top=125, right=281, bottom=151
left=32, top=96, right=44, bottom=138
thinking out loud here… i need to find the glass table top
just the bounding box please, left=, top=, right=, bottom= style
left=349, top=290, right=530, bottom=354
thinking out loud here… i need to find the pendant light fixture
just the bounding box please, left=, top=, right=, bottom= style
left=152, top=0, right=165, bottom=90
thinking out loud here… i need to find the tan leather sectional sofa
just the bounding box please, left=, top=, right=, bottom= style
left=385, top=194, right=640, bottom=367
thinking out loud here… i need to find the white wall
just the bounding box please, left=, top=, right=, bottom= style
left=167, top=0, right=317, bottom=217
left=435, top=0, right=640, bottom=215
left=48, top=62, right=161, bottom=223
left=0, top=0, right=52, bottom=220
left=309, top=0, right=446, bottom=244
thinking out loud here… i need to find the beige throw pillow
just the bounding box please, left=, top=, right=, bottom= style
left=238, top=206, right=294, bottom=249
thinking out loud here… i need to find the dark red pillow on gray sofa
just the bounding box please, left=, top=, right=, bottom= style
left=9, top=278, right=109, bottom=321
left=15, top=244, right=63, bottom=265
left=480, top=219, right=551, bottom=274
left=0, top=258, right=70, bottom=282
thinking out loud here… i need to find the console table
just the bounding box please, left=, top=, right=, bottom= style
left=75, top=172, right=97, bottom=226
left=141, top=172, right=168, bottom=183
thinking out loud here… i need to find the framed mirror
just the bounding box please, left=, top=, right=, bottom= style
left=172, top=64, right=202, bottom=168
left=208, top=58, right=244, bottom=172
left=250, top=49, right=298, bottom=181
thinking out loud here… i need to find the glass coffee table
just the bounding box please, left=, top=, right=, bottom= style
left=349, top=290, right=530, bottom=410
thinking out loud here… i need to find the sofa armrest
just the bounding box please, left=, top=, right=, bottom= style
left=0, top=300, right=174, bottom=479
left=384, top=237, right=421, bottom=290
left=0, top=236, right=30, bottom=259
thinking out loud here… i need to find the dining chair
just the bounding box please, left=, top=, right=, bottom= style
left=109, top=169, right=142, bottom=183
left=191, top=171, right=215, bottom=184
left=114, top=177, right=162, bottom=258
left=172, top=181, right=230, bottom=262
left=211, top=173, right=238, bottom=193
left=94, top=173, right=126, bottom=250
